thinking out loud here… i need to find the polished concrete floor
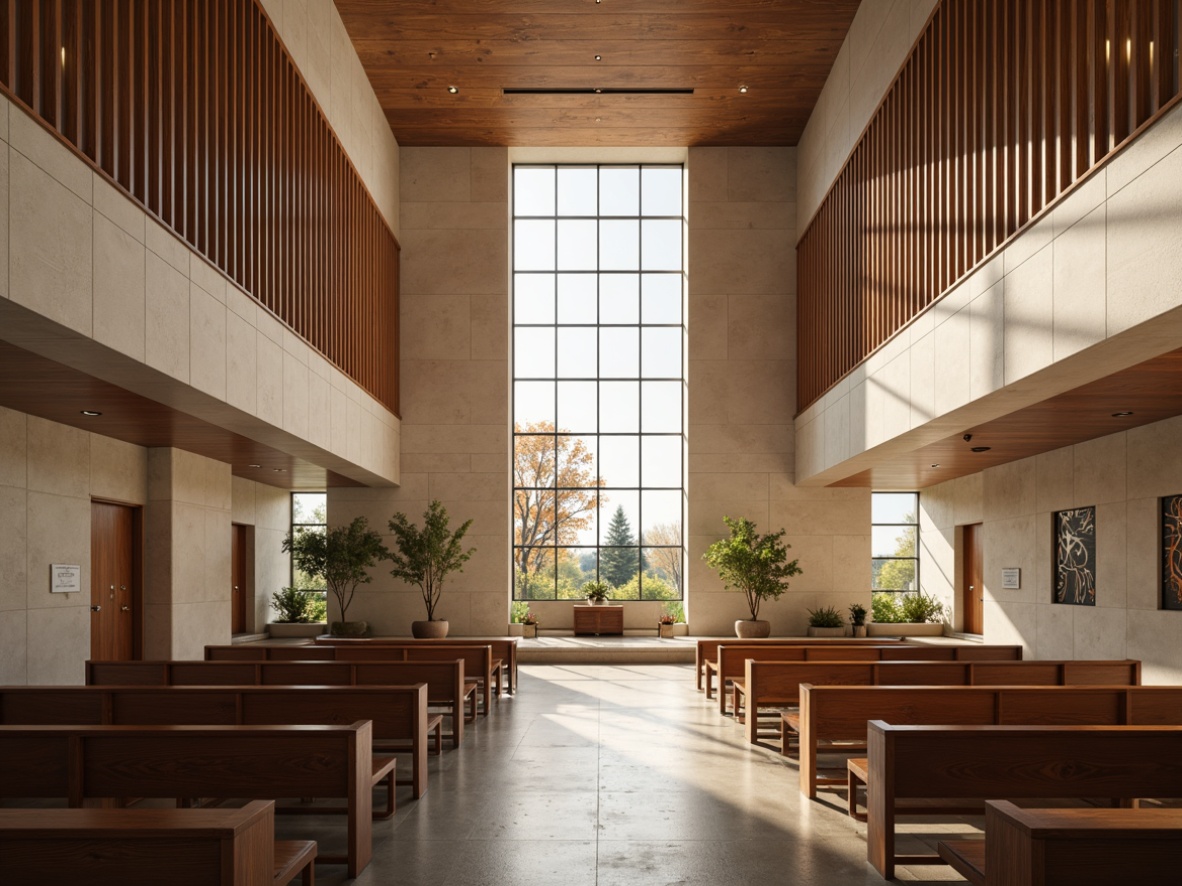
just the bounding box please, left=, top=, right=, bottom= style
left=278, top=663, right=974, bottom=884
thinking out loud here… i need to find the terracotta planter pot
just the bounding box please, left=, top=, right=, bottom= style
left=659, top=623, right=674, bottom=639
left=412, top=619, right=449, bottom=639
left=330, top=620, right=368, bottom=638
left=852, top=625, right=868, bottom=637
left=734, top=619, right=771, bottom=638
left=522, top=624, right=537, bottom=639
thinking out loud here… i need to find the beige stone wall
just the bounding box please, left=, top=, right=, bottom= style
left=330, top=147, right=511, bottom=635
left=144, top=449, right=234, bottom=660
left=0, top=91, right=399, bottom=487
left=796, top=0, right=938, bottom=232
left=231, top=477, right=293, bottom=633
left=686, top=147, right=871, bottom=636
left=0, top=407, right=147, bottom=684
left=257, top=0, right=400, bottom=238
left=920, top=414, right=1182, bottom=683
left=797, top=99, right=1182, bottom=485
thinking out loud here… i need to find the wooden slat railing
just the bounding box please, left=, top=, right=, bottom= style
left=797, top=0, right=1181, bottom=412
left=0, top=0, right=399, bottom=417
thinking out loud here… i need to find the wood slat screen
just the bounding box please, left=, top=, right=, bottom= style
left=0, top=0, right=399, bottom=417
left=797, top=0, right=1181, bottom=412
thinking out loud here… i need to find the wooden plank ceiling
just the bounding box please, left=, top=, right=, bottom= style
left=832, top=348, right=1182, bottom=490
left=333, top=0, right=862, bottom=147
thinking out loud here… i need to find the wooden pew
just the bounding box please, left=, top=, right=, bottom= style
left=789, top=684, right=1182, bottom=798
left=862, top=722, right=1182, bottom=879
left=204, top=643, right=503, bottom=715
left=939, top=800, right=1182, bottom=886
left=708, top=643, right=1023, bottom=710
left=0, top=801, right=315, bottom=886
left=0, top=721, right=382, bottom=878
left=312, top=636, right=521, bottom=696
left=334, top=645, right=501, bottom=717
left=0, top=683, right=440, bottom=802
left=733, top=658, right=1142, bottom=744
left=694, top=637, right=911, bottom=691
left=86, top=658, right=473, bottom=749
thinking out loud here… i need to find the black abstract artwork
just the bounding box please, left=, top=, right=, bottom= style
left=1163, top=495, right=1182, bottom=611
left=1054, top=506, right=1095, bottom=606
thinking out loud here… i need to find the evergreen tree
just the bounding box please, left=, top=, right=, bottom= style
left=600, top=506, right=640, bottom=588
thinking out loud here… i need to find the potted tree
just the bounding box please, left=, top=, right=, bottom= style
left=282, top=516, right=386, bottom=637
left=703, top=516, right=802, bottom=638
left=848, top=603, right=868, bottom=637
left=807, top=605, right=846, bottom=637
left=385, top=500, right=475, bottom=638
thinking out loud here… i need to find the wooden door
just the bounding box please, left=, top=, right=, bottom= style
left=231, top=524, right=248, bottom=634
left=91, top=502, right=136, bottom=661
left=962, top=523, right=984, bottom=635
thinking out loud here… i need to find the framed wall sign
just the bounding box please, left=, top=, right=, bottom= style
left=50, top=564, right=81, bottom=594
left=1001, top=567, right=1021, bottom=590
left=1054, top=507, right=1095, bottom=606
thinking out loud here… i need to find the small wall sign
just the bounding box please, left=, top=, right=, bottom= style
left=50, top=564, right=81, bottom=594
left=1001, top=567, right=1021, bottom=590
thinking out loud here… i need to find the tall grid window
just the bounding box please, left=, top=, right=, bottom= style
left=291, top=492, right=327, bottom=591
left=512, top=164, right=686, bottom=602
left=871, top=492, right=919, bottom=592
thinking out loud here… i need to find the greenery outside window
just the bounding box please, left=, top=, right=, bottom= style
left=512, top=164, right=686, bottom=602
left=290, top=493, right=328, bottom=616
left=872, top=492, right=918, bottom=593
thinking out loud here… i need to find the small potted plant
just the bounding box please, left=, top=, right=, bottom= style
left=848, top=602, right=868, bottom=638
left=582, top=580, right=611, bottom=606
left=658, top=612, right=676, bottom=639
left=521, top=610, right=539, bottom=639
left=806, top=605, right=846, bottom=637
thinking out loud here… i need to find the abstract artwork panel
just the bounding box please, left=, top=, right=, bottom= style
left=1054, top=506, right=1095, bottom=606
left=1163, top=495, right=1182, bottom=611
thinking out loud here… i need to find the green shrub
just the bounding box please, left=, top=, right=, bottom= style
left=900, top=590, right=947, bottom=624
left=871, top=591, right=904, bottom=623
left=807, top=605, right=845, bottom=628
left=582, top=580, right=611, bottom=602
left=510, top=600, right=530, bottom=624
left=271, top=587, right=319, bottom=623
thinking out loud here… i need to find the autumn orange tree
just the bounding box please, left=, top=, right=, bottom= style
left=514, top=422, right=604, bottom=596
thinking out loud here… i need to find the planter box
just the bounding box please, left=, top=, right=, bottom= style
left=867, top=622, right=945, bottom=637
left=267, top=622, right=327, bottom=639
left=807, top=626, right=846, bottom=637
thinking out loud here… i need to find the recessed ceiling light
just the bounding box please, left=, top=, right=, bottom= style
left=273, top=468, right=287, bottom=473
left=1111, top=411, right=1134, bottom=417
left=738, top=84, right=749, bottom=94
left=447, top=85, right=458, bottom=94
left=80, top=410, right=102, bottom=416
left=248, top=464, right=262, bottom=469
left=971, top=446, right=991, bottom=453
left=594, top=55, right=602, bottom=61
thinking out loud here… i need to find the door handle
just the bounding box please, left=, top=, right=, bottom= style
left=91, top=605, right=102, bottom=612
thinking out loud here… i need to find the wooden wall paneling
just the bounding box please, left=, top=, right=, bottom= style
left=0, top=0, right=399, bottom=417
left=797, top=0, right=1182, bottom=412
